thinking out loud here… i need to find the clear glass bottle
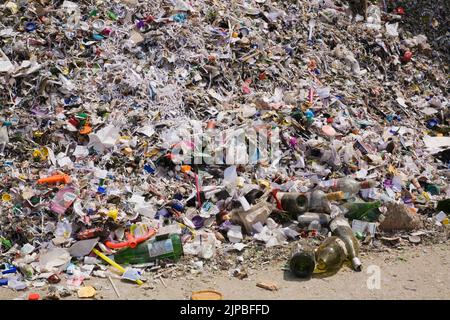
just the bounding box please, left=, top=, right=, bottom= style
left=275, top=192, right=308, bottom=214
left=315, top=236, right=347, bottom=273
left=276, top=191, right=344, bottom=214
left=329, top=216, right=362, bottom=271
left=308, top=190, right=344, bottom=213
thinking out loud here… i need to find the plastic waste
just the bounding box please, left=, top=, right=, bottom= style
left=50, top=187, right=77, bottom=214
left=183, top=232, right=216, bottom=259
left=68, top=238, right=99, bottom=258
left=297, top=212, right=331, bottom=227
left=37, top=174, right=71, bottom=185
left=232, top=192, right=273, bottom=234
left=227, top=225, right=244, bottom=243
left=322, top=178, right=375, bottom=199
left=0, top=0, right=448, bottom=293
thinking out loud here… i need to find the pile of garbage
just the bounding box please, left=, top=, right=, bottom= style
left=0, top=0, right=449, bottom=298
left=389, top=0, right=449, bottom=60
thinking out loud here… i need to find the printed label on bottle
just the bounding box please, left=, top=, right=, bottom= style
left=147, top=239, right=174, bottom=258
left=329, top=218, right=350, bottom=231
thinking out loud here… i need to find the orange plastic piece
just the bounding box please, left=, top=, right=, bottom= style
left=37, top=174, right=71, bottom=184
left=28, top=293, right=40, bottom=300
left=79, top=125, right=92, bottom=135
left=181, top=165, right=192, bottom=173
left=105, top=228, right=156, bottom=249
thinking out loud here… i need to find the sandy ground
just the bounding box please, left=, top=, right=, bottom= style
left=1, top=242, right=449, bottom=300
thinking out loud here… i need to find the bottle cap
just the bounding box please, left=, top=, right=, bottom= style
left=92, top=19, right=106, bottom=31
left=25, top=22, right=37, bottom=32
left=171, top=200, right=184, bottom=212
left=352, top=257, right=362, bottom=272
left=1, top=193, right=12, bottom=202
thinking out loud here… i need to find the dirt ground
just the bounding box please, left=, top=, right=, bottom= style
left=1, top=242, right=449, bottom=300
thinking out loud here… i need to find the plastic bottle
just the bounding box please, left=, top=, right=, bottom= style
left=323, top=178, right=375, bottom=198
left=343, top=201, right=381, bottom=221
left=289, top=241, right=316, bottom=278
left=297, top=212, right=331, bottom=227
left=315, top=236, right=347, bottom=273
left=113, top=234, right=183, bottom=265
left=329, top=217, right=362, bottom=271
left=309, top=190, right=344, bottom=213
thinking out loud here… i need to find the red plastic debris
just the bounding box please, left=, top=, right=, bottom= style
left=401, top=51, right=413, bottom=63
left=28, top=293, right=40, bottom=300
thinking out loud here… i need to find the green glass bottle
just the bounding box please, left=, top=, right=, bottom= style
left=274, top=191, right=343, bottom=216
left=343, top=201, right=381, bottom=221
left=289, top=241, right=316, bottom=278
left=113, top=234, right=183, bottom=265
left=274, top=192, right=308, bottom=215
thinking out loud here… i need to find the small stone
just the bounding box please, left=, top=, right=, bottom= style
left=408, top=235, right=421, bottom=244
left=256, top=281, right=279, bottom=291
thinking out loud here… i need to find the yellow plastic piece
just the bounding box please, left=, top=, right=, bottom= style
left=92, top=248, right=143, bottom=285
left=107, top=209, right=118, bottom=221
